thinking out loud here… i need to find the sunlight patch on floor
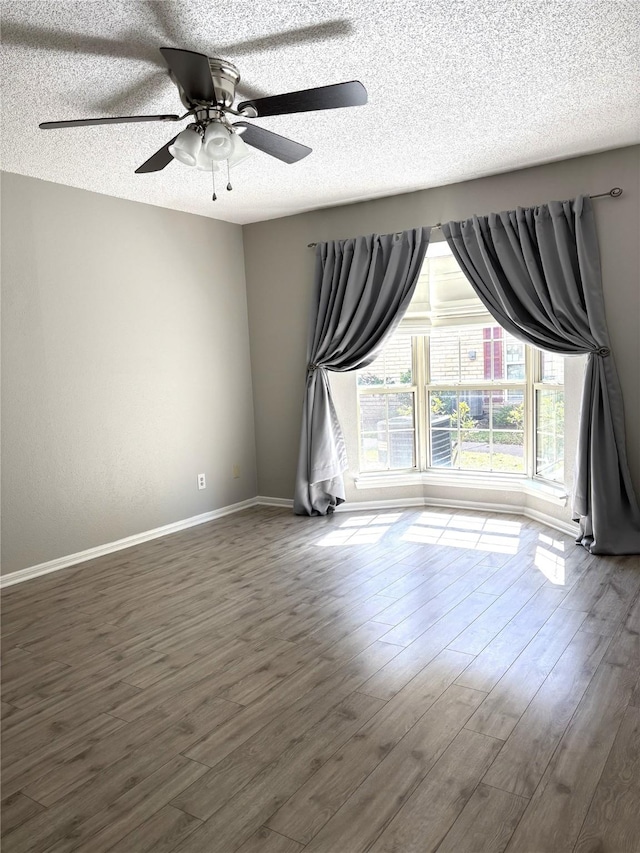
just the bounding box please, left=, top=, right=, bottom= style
left=400, top=512, right=522, bottom=553
left=316, top=513, right=403, bottom=546
left=401, top=524, right=520, bottom=553
left=538, top=532, right=566, bottom=552
left=338, top=514, right=402, bottom=528
left=534, top=533, right=566, bottom=584
left=315, top=510, right=535, bottom=555
left=317, top=526, right=390, bottom=546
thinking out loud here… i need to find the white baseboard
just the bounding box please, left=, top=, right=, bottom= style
left=522, top=506, right=577, bottom=538
left=337, top=496, right=576, bottom=537
left=335, top=497, right=426, bottom=512
left=1, top=493, right=577, bottom=589
left=254, top=496, right=294, bottom=508
left=0, top=498, right=257, bottom=589
left=421, top=496, right=577, bottom=537
left=255, top=493, right=576, bottom=537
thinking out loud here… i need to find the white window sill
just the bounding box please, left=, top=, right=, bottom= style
left=354, top=470, right=568, bottom=506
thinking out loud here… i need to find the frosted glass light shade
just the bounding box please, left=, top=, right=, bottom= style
left=168, top=127, right=201, bottom=167
left=195, top=147, right=221, bottom=171
left=228, top=132, right=253, bottom=167
left=204, top=122, right=232, bottom=161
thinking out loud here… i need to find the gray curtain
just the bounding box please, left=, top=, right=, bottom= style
left=442, top=195, right=640, bottom=555
left=294, top=227, right=430, bottom=515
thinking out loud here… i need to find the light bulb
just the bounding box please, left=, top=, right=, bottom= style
left=227, top=132, right=253, bottom=168
left=168, top=127, right=201, bottom=167
left=204, top=122, right=232, bottom=161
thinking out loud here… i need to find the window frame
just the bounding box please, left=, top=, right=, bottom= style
left=357, top=330, right=565, bottom=486
left=356, top=334, right=419, bottom=473
left=422, top=328, right=530, bottom=478
left=356, top=382, right=418, bottom=473
left=355, top=244, right=565, bottom=486
left=533, top=351, right=565, bottom=484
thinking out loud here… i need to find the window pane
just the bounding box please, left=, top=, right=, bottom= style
left=459, top=389, right=486, bottom=420
left=388, top=392, right=414, bottom=421
left=506, top=363, right=525, bottom=379
left=359, top=392, right=415, bottom=471
left=459, top=438, right=491, bottom=471
left=384, top=336, right=413, bottom=385
left=429, top=388, right=525, bottom=474
left=459, top=329, right=486, bottom=382
left=505, top=388, right=525, bottom=408
left=536, top=388, right=564, bottom=482
left=429, top=333, right=460, bottom=382
left=504, top=333, right=526, bottom=381
left=359, top=394, right=386, bottom=432
left=540, top=351, right=564, bottom=383
left=505, top=339, right=526, bottom=362
left=360, top=432, right=383, bottom=471
left=491, top=392, right=524, bottom=431
left=357, top=335, right=412, bottom=386
left=484, top=327, right=503, bottom=380
left=430, top=390, right=457, bottom=421
left=357, top=368, right=384, bottom=387
left=492, top=431, right=525, bottom=473
left=431, top=427, right=455, bottom=468
left=430, top=328, right=527, bottom=385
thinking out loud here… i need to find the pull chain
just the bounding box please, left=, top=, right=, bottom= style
left=226, top=159, right=232, bottom=192
left=211, top=162, right=217, bottom=201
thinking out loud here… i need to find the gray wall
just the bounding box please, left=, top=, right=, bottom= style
left=243, top=146, right=640, bottom=508
left=3, top=146, right=638, bottom=573
left=1, top=172, right=257, bottom=574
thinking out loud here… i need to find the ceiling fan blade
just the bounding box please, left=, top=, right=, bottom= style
left=237, top=81, right=367, bottom=118
left=159, top=47, right=215, bottom=103
left=135, top=135, right=178, bottom=173
left=39, top=114, right=182, bottom=130
left=233, top=122, right=311, bottom=164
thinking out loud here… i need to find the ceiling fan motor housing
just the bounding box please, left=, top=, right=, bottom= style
left=207, top=58, right=241, bottom=108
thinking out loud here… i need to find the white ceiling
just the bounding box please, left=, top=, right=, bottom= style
left=2, top=0, right=639, bottom=225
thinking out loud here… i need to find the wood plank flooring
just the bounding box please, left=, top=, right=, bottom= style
left=2, top=505, right=639, bottom=852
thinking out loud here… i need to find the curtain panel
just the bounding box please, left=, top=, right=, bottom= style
left=442, top=195, right=640, bottom=554
left=294, top=227, right=430, bottom=516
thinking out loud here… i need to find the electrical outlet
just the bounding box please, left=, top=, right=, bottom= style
left=197, top=473, right=206, bottom=490
left=232, top=464, right=240, bottom=479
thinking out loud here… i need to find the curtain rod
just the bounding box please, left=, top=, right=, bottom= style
left=306, top=187, right=623, bottom=248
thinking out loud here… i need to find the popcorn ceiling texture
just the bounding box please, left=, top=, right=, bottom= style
left=1, top=0, right=638, bottom=225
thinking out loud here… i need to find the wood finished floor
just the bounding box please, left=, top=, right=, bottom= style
left=2, top=505, right=639, bottom=853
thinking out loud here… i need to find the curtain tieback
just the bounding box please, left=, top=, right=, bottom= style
left=308, top=363, right=321, bottom=372
left=592, top=347, right=611, bottom=357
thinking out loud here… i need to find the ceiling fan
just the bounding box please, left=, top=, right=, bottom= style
left=39, top=47, right=367, bottom=196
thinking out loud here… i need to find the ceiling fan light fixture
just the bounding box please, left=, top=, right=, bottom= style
left=204, top=122, right=232, bottom=161
left=168, top=126, right=201, bottom=167
left=195, top=146, right=221, bottom=172
left=227, top=132, right=253, bottom=168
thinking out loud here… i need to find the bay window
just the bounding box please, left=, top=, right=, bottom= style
left=357, top=242, right=565, bottom=485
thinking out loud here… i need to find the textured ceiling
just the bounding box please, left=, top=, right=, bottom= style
left=2, top=0, right=639, bottom=225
